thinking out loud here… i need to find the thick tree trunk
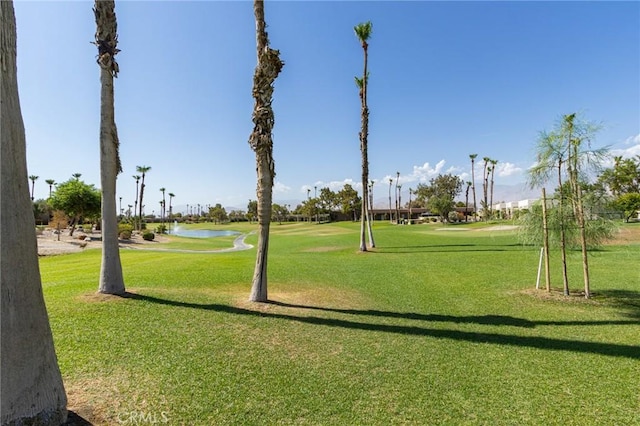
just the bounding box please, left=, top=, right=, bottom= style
left=95, top=0, right=125, bottom=295
left=1, top=2, right=68, bottom=423
left=248, top=0, right=282, bottom=302
left=250, top=155, right=272, bottom=302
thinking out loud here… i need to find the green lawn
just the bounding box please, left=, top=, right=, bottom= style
left=40, top=221, right=640, bottom=425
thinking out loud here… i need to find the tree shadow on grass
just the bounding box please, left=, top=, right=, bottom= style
left=266, top=301, right=640, bottom=328
left=596, top=289, right=640, bottom=320
left=124, top=293, right=640, bottom=360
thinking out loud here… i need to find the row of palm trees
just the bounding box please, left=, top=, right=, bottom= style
left=28, top=173, right=83, bottom=201
left=468, top=154, right=499, bottom=220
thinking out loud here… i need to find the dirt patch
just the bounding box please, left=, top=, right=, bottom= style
left=301, top=246, right=342, bottom=252
left=519, top=288, right=602, bottom=305
left=604, top=224, right=640, bottom=245
left=233, top=286, right=371, bottom=313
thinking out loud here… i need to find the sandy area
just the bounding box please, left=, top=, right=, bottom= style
left=37, top=229, right=169, bottom=256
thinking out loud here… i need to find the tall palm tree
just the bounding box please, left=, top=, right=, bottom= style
left=469, top=154, right=477, bottom=220
left=482, top=157, right=490, bottom=219
left=94, top=0, right=125, bottom=295
left=45, top=179, right=55, bottom=198
left=489, top=159, right=498, bottom=217
left=465, top=181, right=472, bottom=222
left=397, top=184, right=403, bottom=221
left=28, top=175, right=38, bottom=200
left=1, top=2, right=68, bottom=422
left=369, top=179, right=374, bottom=222
left=388, top=178, right=393, bottom=223
left=355, top=20, right=374, bottom=251
left=248, top=0, right=284, bottom=302
left=133, top=175, right=140, bottom=229
left=168, top=192, right=175, bottom=222
left=395, top=171, right=400, bottom=223
left=159, top=187, right=166, bottom=227
left=136, top=165, right=151, bottom=229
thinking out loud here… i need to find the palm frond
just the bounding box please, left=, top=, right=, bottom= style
left=354, top=21, right=373, bottom=43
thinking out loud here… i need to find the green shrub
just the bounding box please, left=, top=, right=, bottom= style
left=142, top=231, right=155, bottom=241
left=156, top=224, right=167, bottom=234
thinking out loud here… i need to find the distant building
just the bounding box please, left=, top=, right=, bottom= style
left=493, top=199, right=538, bottom=218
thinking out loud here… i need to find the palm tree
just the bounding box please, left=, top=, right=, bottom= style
left=168, top=192, right=175, bottom=222
left=469, top=154, right=477, bottom=220
left=482, top=157, right=490, bottom=219
left=136, top=165, right=151, bottom=230
left=45, top=179, right=56, bottom=198
left=489, top=159, right=498, bottom=217
left=247, top=0, right=284, bottom=302
left=72, top=173, right=82, bottom=180
left=133, top=174, right=140, bottom=229
left=159, top=187, right=166, bottom=227
left=368, top=179, right=374, bottom=222
left=354, top=20, right=374, bottom=251
left=388, top=178, right=393, bottom=223
left=1, top=2, right=68, bottom=422
left=94, top=0, right=125, bottom=295
left=395, top=171, right=400, bottom=223
left=28, top=175, right=38, bottom=200
left=397, top=184, right=403, bottom=222
left=465, top=181, right=472, bottom=222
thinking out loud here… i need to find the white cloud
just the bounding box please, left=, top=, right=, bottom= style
left=496, top=162, right=523, bottom=177
left=302, top=178, right=362, bottom=195
left=273, top=181, right=291, bottom=193
left=612, top=134, right=640, bottom=158
left=624, top=134, right=640, bottom=145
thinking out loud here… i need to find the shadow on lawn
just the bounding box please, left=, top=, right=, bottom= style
left=597, top=289, right=640, bottom=320
left=376, top=243, right=522, bottom=254
left=125, top=293, right=640, bottom=360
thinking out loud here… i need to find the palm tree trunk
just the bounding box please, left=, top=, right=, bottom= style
left=471, top=158, right=477, bottom=221
left=95, top=0, right=125, bottom=295
left=138, top=179, right=145, bottom=229
left=1, top=2, right=68, bottom=422
left=248, top=0, right=283, bottom=302
left=489, top=164, right=496, bottom=215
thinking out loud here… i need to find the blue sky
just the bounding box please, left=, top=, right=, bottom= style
left=15, top=1, right=640, bottom=213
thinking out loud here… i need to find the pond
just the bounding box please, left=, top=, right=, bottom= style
left=171, top=229, right=241, bottom=239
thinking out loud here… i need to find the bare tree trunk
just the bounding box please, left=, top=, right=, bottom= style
left=541, top=188, right=551, bottom=292
left=94, top=0, right=125, bottom=295
left=557, top=162, right=570, bottom=296
left=1, top=2, right=68, bottom=423
left=248, top=0, right=283, bottom=302
left=471, top=157, right=477, bottom=221
left=575, top=183, right=590, bottom=298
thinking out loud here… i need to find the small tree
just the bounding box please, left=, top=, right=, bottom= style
left=614, top=193, right=640, bottom=222
left=49, top=178, right=101, bottom=236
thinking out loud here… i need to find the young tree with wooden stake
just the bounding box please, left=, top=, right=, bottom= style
left=248, top=0, right=284, bottom=302
left=1, top=2, right=68, bottom=422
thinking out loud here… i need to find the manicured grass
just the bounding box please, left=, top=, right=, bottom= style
left=40, top=221, right=640, bottom=425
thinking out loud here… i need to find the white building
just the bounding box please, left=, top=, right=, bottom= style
left=493, top=199, right=539, bottom=218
